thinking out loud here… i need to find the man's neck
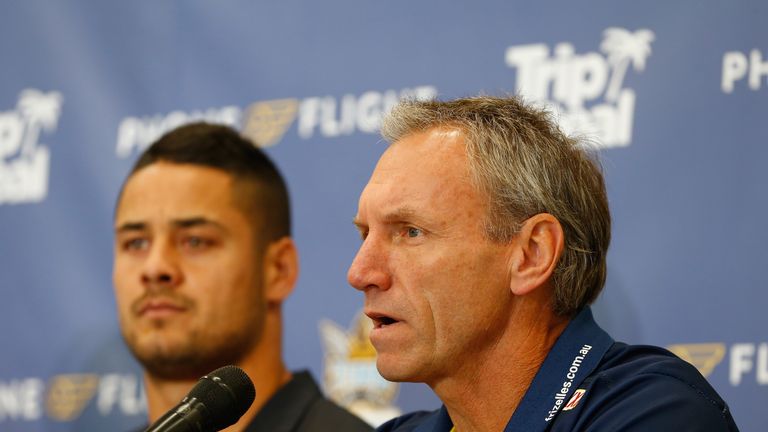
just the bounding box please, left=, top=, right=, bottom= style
left=432, top=301, right=569, bottom=432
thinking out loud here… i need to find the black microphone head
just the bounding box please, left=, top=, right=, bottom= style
left=187, top=365, right=255, bottom=430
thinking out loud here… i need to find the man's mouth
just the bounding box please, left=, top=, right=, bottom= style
left=136, top=298, right=188, bottom=317
left=367, top=312, right=401, bottom=329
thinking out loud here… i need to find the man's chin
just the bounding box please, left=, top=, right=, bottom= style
left=126, top=338, right=213, bottom=380
left=121, top=325, right=259, bottom=380
left=376, top=357, right=423, bottom=383
left=139, top=353, right=214, bottom=381
left=127, top=338, right=250, bottom=381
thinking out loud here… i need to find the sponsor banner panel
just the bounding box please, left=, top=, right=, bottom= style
left=1, top=2, right=766, bottom=431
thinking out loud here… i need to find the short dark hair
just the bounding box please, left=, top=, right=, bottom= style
left=126, top=122, right=291, bottom=242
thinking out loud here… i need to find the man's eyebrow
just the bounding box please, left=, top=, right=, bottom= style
left=115, top=221, right=146, bottom=233
left=114, top=217, right=226, bottom=233
left=352, top=207, right=421, bottom=228
left=171, top=217, right=224, bottom=229
left=381, top=206, right=419, bottom=223
left=352, top=217, right=366, bottom=230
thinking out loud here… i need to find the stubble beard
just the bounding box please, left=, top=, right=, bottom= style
left=124, top=319, right=262, bottom=381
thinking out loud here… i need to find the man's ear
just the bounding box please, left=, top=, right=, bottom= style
left=262, top=237, right=299, bottom=304
left=508, top=213, right=564, bottom=296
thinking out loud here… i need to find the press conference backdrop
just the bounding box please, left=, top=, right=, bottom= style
left=0, top=1, right=765, bottom=430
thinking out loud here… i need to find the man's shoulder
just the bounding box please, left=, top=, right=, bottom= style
left=593, top=342, right=728, bottom=404
left=299, top=397, right=374, bottom=432
left=553, top=342, right=738, bottom=431
left=246, top=370, right=373, bottom=432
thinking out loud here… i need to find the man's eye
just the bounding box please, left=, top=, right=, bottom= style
left=183, top=236, right=209, bottom=248
left=406, top=227, right=422, bottom=238
left=184, top=237, right=206, bottom=248
left=123, top=238, right=149, bottom=251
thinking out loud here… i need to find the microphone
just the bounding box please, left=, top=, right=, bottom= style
left=145, top=365, right=256, bottom=432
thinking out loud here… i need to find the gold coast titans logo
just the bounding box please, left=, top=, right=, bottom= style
left=319, top=311, right=401, bottom=427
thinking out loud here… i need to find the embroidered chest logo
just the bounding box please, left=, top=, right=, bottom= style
left=562, top=389, right=587, bottom=411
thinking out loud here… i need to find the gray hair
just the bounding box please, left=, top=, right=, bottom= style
left=381, top=96, right=610, bottom=316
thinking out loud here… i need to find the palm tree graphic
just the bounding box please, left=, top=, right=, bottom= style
left=600, top=28, right=655, bottom=102
left=17, top=89, right=63, bottom=157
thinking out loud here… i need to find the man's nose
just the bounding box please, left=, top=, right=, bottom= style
left=347, top=234, right=391, bottom=292
left=141, top=239, right=183, bottom=289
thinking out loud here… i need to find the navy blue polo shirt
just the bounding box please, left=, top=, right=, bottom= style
left=378, top=308, right=738, bottom=431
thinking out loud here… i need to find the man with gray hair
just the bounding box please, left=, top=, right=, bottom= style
left=348, top=96, right=738, bottom=431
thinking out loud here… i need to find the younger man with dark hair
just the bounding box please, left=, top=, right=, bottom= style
left=113, top=122, right=371, bottom=431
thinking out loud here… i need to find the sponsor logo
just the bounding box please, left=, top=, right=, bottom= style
left=545, top=344, right=592, bottom=422
left=506, top=28, right=654, bottom=149
left=667, top=342, right=768, bottom=386
left=0, top=378, right=44, bottom=421
left=115, top=105, right=240, bottom=157
left=242, top=98, right=300, bottom=148
left=667, top=343, right=726, bottom=378
left=727, top=343, right=768, bottom=386
left=45, top=374, right=99, bottom=421
left=722, top=49, right=768, bottom=93
left=115, top=86, right=437, bottom=157
left=296, top=87, right=435, bottom=139
left=562, top=389, right=586, bottom=411
left=319, top=311, right=401, bottom=427
left=0, top=89, right=63, bottom=205
left=0, top=373, right=145, bottom=424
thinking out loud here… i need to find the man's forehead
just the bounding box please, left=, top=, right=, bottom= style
left=356, top=128, right=481, bottom=222
left=384, top=127, right=464, bottom=158
left=369, top=129, right=468, bottom=182
left=115, top=162, right=241, bottom=227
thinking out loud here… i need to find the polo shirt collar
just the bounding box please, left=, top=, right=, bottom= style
left=414, top=307, right=614, bottom=432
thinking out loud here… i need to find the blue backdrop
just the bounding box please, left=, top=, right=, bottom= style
left=0, top=1, right=765, bottom=431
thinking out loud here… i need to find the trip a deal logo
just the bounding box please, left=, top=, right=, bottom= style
left=0, top=89, right=63, bottom=205
left=505, top=27, right=654, bottom=149
left=115, top=85, right=437, bottom=158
